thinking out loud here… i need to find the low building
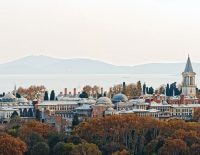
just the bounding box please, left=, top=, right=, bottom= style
left=0, top=107, right=20, bottom=123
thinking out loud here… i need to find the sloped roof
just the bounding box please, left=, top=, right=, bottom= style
left=184, top=56, right=193, bottom=73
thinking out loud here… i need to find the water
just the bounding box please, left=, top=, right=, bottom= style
left=0, top=74, right=195, bottom=94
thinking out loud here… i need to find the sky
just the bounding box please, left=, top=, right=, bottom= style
left=0, top=0, right=200, bottom=65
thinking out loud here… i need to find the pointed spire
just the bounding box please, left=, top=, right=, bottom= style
left=184, top=55, right=193, bottom=73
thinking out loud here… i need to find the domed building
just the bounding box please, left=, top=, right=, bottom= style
left=112, top=93, right=128, bottom=104
left=96, top=97, right=113, bottom=107
left=0, top=93, right=35, bottom=119
left=92, top=97, right=114, bottom=118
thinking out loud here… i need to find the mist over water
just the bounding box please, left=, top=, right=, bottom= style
left=0, top=74, right=189, bottom=95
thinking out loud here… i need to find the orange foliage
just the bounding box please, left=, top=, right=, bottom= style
left=0, top=134, right=27, bottom=155
left=19, top=121, right=56, bottom=139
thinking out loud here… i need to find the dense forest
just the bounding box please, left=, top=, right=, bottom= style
left=74, top=115, right=200, bottom=155
left=0, top=115, right=200, bottom=155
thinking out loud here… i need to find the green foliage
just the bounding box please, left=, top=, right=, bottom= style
left=53, top=142, right=74, bottom=155
left=44, top=91, right=49, bottom=101
left=31, top=142, right=49, bottom=155
left=79, top=92, right=88, bottom=98
left=11, top=111, right=19, bottom=118
left=72, top=114, right=80, bottom=127
left=50, top=90, right=55, bottom=101
left=70, top=143, right=102, bottom=155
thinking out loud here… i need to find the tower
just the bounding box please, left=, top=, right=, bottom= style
left=182, top=56, right=196, bottom=97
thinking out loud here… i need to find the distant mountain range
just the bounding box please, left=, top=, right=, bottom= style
left=0, top=55, right=199, bottom=75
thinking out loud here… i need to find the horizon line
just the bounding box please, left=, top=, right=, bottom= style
left=1, top=54, right=199, bottom=67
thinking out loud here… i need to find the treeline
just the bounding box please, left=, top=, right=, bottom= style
left=74, top=115, right=200, bottom=155
left=0, top=119, right=101, bottom=155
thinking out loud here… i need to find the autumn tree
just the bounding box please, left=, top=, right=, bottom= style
left=17, top=85, right=46, bottom=100
left=112, top=149, right=130, bottom=155
left=0, top=134, right=27, bottom=155
left=83, top=85, right=92, bottom=96
left=193, top=108, right=200, bottom=122
left=158, top=138, right=189, bottom=155
left=70, top=143, right=101, bottom=155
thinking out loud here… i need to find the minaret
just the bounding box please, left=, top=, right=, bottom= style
left=182, top=55, right=196, bottom=97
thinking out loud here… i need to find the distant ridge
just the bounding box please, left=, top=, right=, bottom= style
left=0, top=55, right=199, bottom=75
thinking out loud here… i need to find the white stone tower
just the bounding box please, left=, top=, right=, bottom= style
left=182, top=56, right=196, bottom=97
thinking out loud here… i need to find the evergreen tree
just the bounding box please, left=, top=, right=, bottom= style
left=166, top=84, right=170, bottom=96
left=79, top=92, right=88, bottom=98
left=16, top=93, right=21, bottom=98
left=148, top=87, right=154, bottom=94
left=44, top=91, right=49, bottom=101
left=143, top=83, right=146, bottom=95
left=72, top=114, right=80, bottom=127
left=50, top=90, right=55, bottom=101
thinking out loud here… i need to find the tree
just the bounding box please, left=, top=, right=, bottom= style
left=72, top=114, right=80, bottom=127
left=11, top=111, right=19, bottom=118
left=193, top=108, right=200, bottom=122
left=158, top=138, right=189, bottom=155
left=79, top=92, right=88, bottom=98
left=83, top=85, right=92, bottom=96
left=0, top=134, right=27, bottom=155
left=35, top=109, right=41, bottom=121
left=16, top=92, right=21, bottom=98
left=44, top=91, right=49, bottom=101
left=53, top=142, right=75, bottom=155
left=50, top=90, right=55, bottom=101
left=22, top=132, right=44, bottom=154
left=48, top=133, right=66, bottom=149
left=143, top=83, right=146, bottom=95
left=31, top=142, right=49, bottom=155
left=70, top=143, right=101, bottom=155
left=148, top=87, right=154, bottom=94
left=158, top=85, right=165, bottom=94
left=112, top=149, right=130, bottom=155
left=136, top=81, right=142, bottom=96
left=166, top=84, right=170, bottom=96
left=17, top=85, right=46, bottom=100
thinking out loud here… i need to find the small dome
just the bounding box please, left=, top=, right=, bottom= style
left=18, top=97, right=28, bottom=102
left=97, top=97, right=112, bottom=105
left=112, top=93, right=128, bottom=103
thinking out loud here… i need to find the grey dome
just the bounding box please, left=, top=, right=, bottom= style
left=97, top=97, right=112, bottom=105
left=112, top=93, right=128, bottom=103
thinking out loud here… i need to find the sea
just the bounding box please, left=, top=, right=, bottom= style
left=0, top=74, right=197, bottom=94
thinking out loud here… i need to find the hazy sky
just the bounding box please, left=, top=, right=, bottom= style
left=1, top=0, right=200, bottom=65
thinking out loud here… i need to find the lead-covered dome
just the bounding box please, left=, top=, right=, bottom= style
left=97, top=97, right=112, bottom=105
left=112, top=93, right=128, bottom=103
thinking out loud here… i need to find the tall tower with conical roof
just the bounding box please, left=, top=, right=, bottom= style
left=182, top=56, right=196, bottom=97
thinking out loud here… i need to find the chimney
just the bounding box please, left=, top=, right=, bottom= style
left=74, top=88, right=77, bottom=96
left=180, top=94, right=185, bottom=104
left=101, top=87, right=103, bottom=96
left=123, top=82, right=126, bottom=93
left=64, top=88, right=67, bottom=96
left=109, top=87, right=113, bottom=98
